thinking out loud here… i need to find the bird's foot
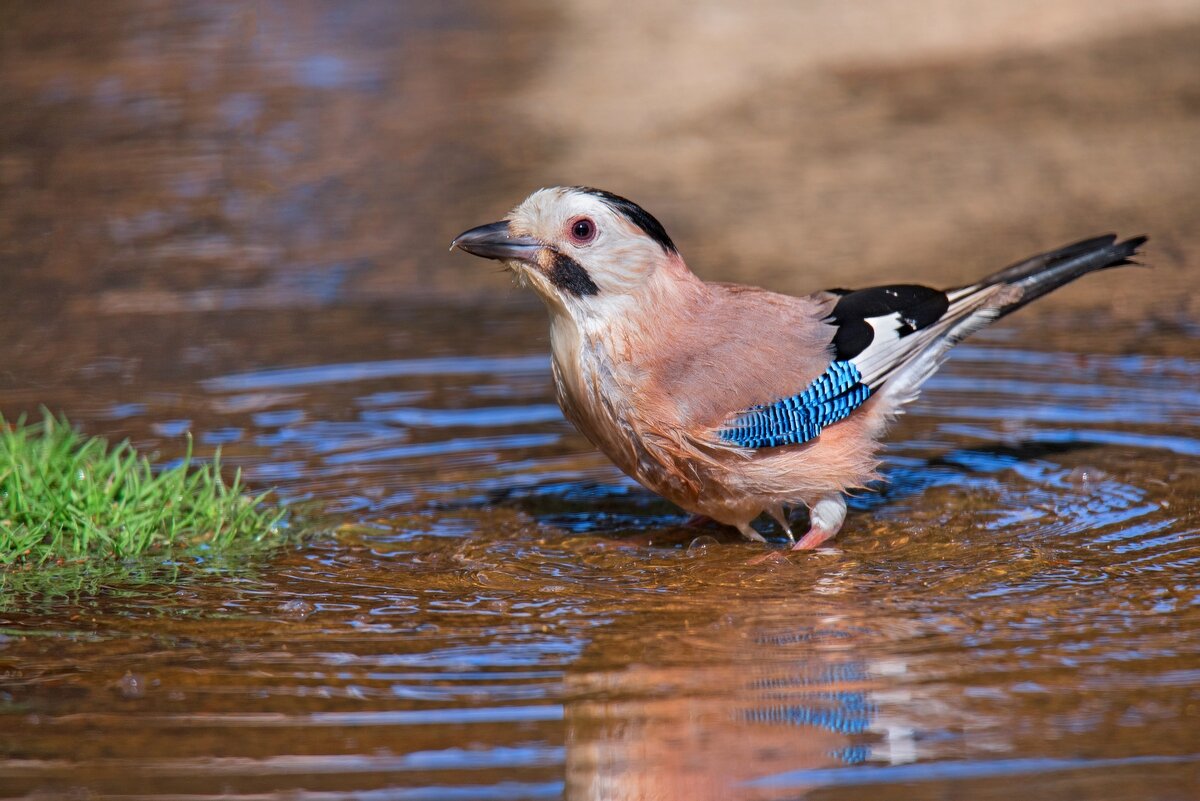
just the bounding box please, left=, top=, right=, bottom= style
left=766, top=504, right=795, bottom=544
left=791, top=494, right=847, bottom=550
left=791, top=526, right=838, bottom=550
left=736, top=522, right=768, bottom=543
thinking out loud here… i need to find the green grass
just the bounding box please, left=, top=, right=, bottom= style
left=1, top=412, right=286, bottom=566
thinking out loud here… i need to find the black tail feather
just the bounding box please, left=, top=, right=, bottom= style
left=981, top=234, right=1117, bottom=285
left=987, top=234, right=1147, bottom=319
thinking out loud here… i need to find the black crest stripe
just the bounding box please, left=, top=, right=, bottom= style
left=576, top=187, right=677, bottom=254
left=549, top=251, right=600, bottom=297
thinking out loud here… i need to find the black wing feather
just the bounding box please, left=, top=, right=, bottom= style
left=829, top=284, right=949, bottom=360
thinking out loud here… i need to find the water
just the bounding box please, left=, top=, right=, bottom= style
left=2, top=2, right=1199, bottom=799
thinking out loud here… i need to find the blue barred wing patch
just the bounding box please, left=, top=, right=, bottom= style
left=718, top=360, right=872, bottom=449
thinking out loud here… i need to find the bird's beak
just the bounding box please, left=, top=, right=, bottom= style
left=450, top=221, right=541, bottom=262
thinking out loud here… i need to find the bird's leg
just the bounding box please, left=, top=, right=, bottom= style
left=792, top=494, right=847, bottom=550
left=736, top=521, right=768, bottom=543
left=766, top=504, right=795, bottom=544
left=682, top=513, right=716, bottom=528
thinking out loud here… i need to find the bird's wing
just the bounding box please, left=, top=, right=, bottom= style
left=710, top=232, right=1142, bottom=450
left=712, top=234, right=1145, bottom=451
left=715, top=281, right=1010, bottom=449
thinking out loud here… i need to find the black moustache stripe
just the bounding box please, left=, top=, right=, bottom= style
left=549, top=251, right=600, bottom=297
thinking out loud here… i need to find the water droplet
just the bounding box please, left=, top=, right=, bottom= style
left=115, top=672, right=146, bottom=699
left=687, top=535, right=719, bottom=556
left=1066, top=466, right=1109, bottom=486
left=277, top=599, right=314, bottom=619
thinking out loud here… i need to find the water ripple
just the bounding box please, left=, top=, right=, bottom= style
left=205, top=355, right=549, bottom=392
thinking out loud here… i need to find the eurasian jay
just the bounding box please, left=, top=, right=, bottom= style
left=451, top=187, right=1145, bottom=549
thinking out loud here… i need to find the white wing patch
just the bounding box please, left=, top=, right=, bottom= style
left=850, top=285, right=997, bottom=391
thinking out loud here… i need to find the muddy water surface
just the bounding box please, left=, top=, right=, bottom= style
left=1, top=3, right=1199, bottom=800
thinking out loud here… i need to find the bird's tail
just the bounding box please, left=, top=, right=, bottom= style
left=867, top=234, right=1147, bottom=425
left=979, top=234, right=1148, bottom=319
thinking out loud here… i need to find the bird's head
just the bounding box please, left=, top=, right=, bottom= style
left=451, top=187, right=684, bottom=317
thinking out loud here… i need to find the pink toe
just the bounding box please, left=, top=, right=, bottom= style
left=792, top=527, right=836, bottom=550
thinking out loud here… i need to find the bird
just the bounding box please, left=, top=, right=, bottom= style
left=450, top=186, right=1146, bottom=549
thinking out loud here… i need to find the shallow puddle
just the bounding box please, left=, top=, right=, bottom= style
left=2, top=3, right=1199, bottom=799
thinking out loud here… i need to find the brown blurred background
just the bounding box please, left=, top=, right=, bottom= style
left=1, top=0, right=1196, bottom=345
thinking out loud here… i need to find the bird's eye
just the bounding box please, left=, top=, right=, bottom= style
left=568, top=217, right=597, bottom=244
